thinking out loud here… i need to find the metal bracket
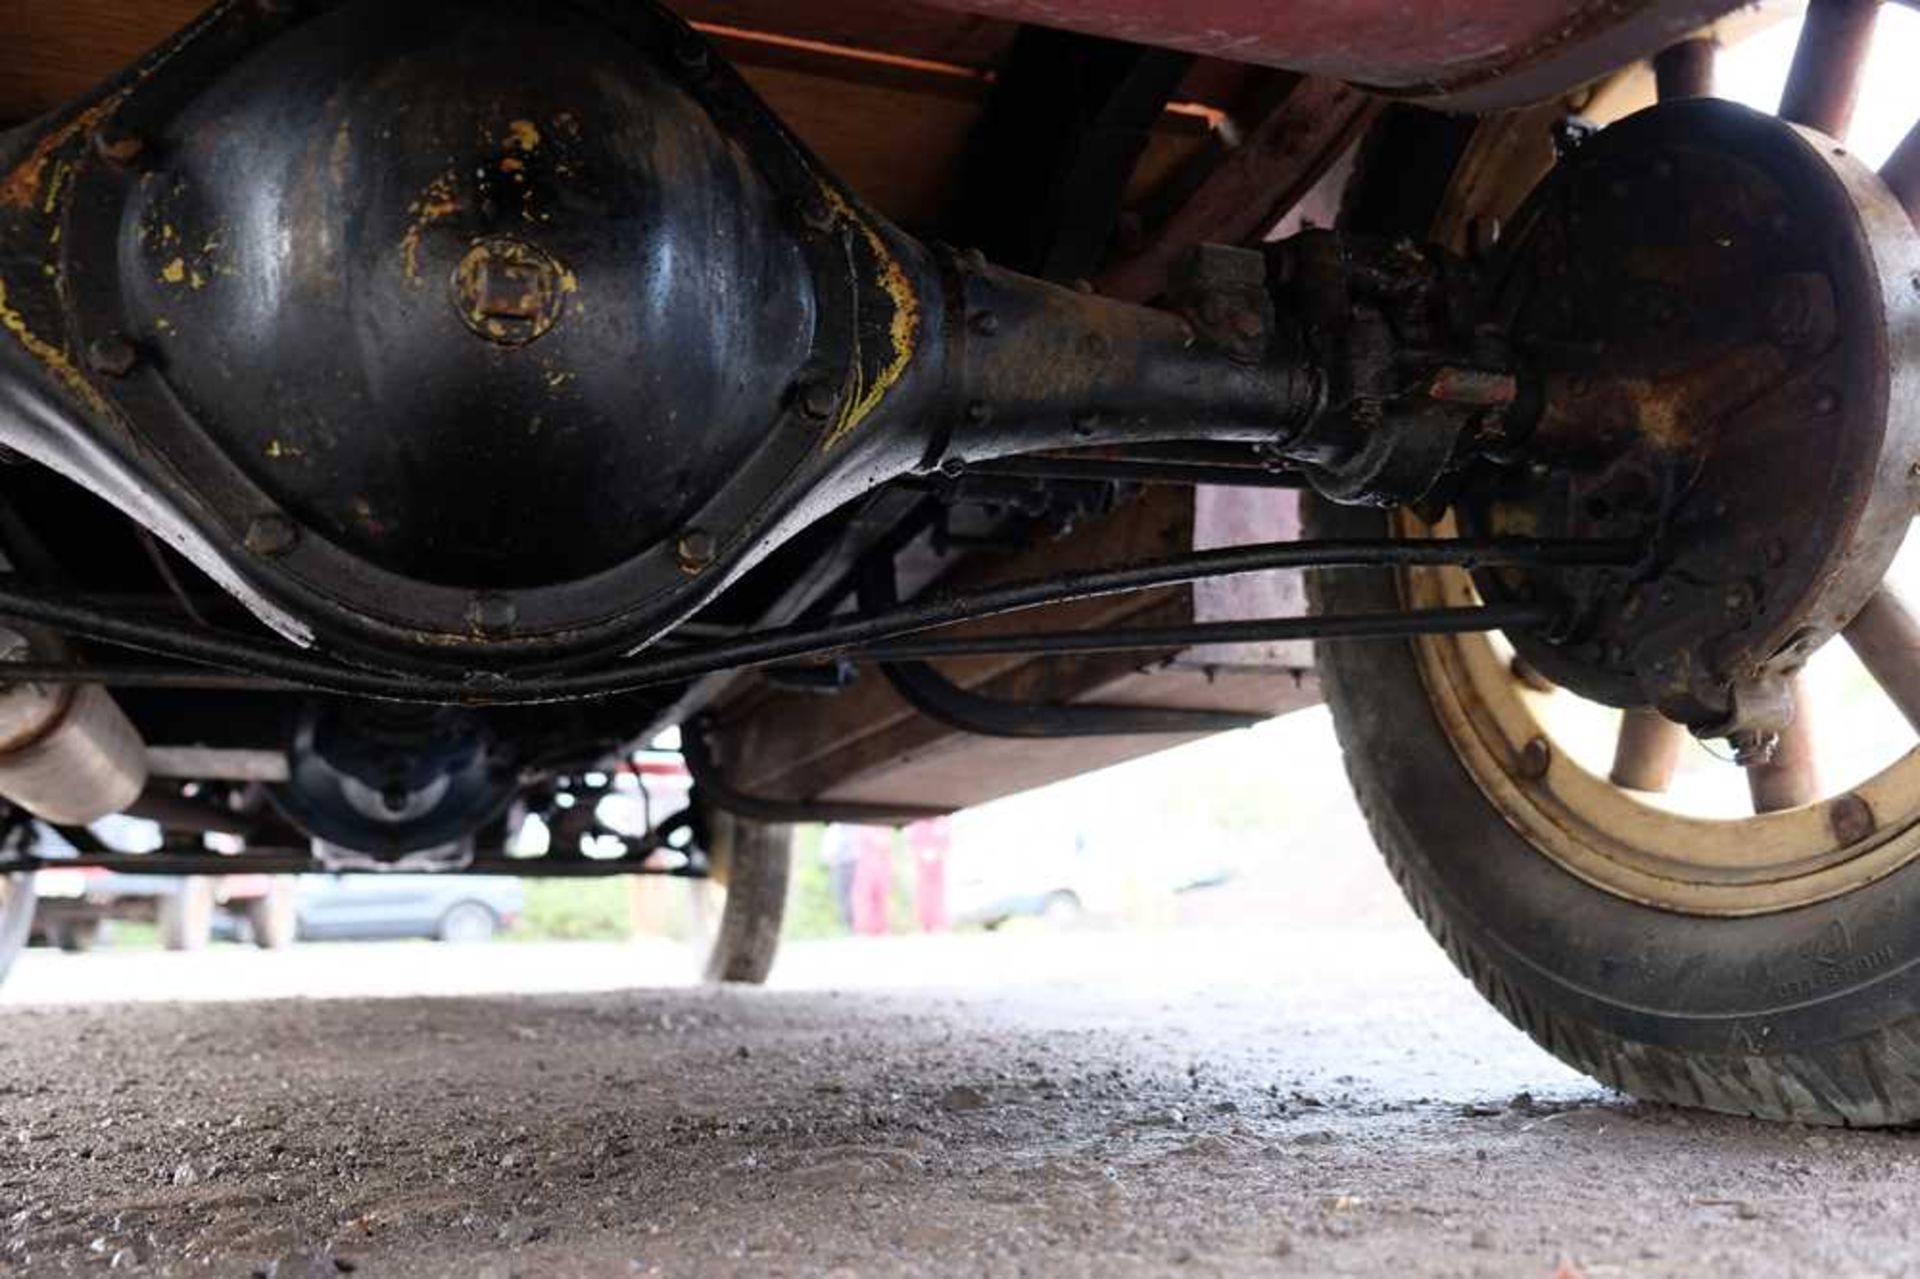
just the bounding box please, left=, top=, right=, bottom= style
left=859, top=558, right=1263, bottom=739
left=682, top=719, right=951, bottom=826
left=878, top=657, right=1262, bottom=738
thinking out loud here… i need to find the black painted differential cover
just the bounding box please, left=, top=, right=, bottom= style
left=115, top=0, right=816, bottom=589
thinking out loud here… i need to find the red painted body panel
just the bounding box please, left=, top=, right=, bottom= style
left=908, top=0, right=1747, bottom=106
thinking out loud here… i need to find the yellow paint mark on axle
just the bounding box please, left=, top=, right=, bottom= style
left=0, top=99, right=119, bottom=212
left=400, top=171, right=462, bottom=284
left=817, top=187, right=920, bottom=451
left=0, top=277, right=110, bottom=420
left=505, top=120, right=543, bottom=153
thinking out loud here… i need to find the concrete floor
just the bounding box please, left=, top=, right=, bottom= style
left=3, top=924, right=1920, bottom=1277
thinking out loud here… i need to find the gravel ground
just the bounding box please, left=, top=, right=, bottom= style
left=3, top=928, right=1920, bottom=1277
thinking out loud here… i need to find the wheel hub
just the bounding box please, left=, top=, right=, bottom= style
left=1468, top=99, right=1920, bottom=737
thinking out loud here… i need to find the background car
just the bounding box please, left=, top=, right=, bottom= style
left=290, top=874, right=524, bottom=943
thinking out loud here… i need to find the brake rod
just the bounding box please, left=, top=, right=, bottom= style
left=0, top=536, right=1631, bottom=703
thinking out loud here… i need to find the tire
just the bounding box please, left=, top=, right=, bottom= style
left=0, top=874, right=37, bottom=985
left=436, top=900, right=497, bottom=943
left=158, top=878, right=215, bottom=952
left=245, top=881, right=299, bottom=950
left=1309, top=495, right=1920, bottom=1126
left=701, top=811, right=792, bottom=985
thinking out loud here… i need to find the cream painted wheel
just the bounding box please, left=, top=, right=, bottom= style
left=1401, top=513, right=1920, bottom=916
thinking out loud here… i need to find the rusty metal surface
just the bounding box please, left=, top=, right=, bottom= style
left=1779, top=0, right=1882, bottom=138
left=911, top=0, right=1745, bottom=107
left=1651, top=36, right=1715, bottom=102
left=1844, top=586, right=1920, bottom=732
left=1473, top=100, right=1920, bottom=735
left=1609, top=707, right=1685, bottom=794
left=1746, top=675, right=1821, bottom=813
left=1097, top=76, right=1376, bottom=304
left=0, top=0, right=1748, bottom=120
left=1885, top=121, right=1920, bottom=223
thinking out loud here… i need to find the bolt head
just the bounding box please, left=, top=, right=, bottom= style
left=468, top=593, right=518, bottom=636
left=1730, top=730, right=1778, bottom=768
left=1516, top=736, right=1552, bottom=781
left=90, top=125, right=145, bottom=167
left=451, top=238, right=568, bottom=348
left=797, top=380, right=840, bottom=422
left=677, top=529, right=717, bottom=574
left=243, top=514, right=297, bottom=558
left=800, top=197, right=837, bottom=233
left=968, top=312, right=1000, bottom=338
left=85, top=335, right=139, bottom=378
left=1829, top=792, right=1876, bottom=845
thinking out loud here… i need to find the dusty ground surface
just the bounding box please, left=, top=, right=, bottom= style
left=3, top=928, right=1920, bottom=1278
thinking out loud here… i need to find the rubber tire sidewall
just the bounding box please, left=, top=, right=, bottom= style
left=437, top=901, right=497, bottom=943
left=1309, top=495, right=1920, bottom=1123
left=246, top=881, right=300, bottom=950
left=0, top=874, right=36, bottom=985
left=702, top=812, right=793, bottom=985
left=159, top=878, right=215, bottom=952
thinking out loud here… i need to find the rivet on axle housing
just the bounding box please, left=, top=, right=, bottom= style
left=85, top=335, right=139, bottom=378
left=968, top=312, right=1000, bottom=338
left=1812, top=387, right=1841, bottom=416
left=677, top=529, right=717, bottom=575
left=243, top=514, right=297, bottom=558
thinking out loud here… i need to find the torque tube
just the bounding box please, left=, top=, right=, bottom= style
left=929, top=252, right=1319, bottom=474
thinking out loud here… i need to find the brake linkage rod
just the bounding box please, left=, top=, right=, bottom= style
left=0, top=535, right=1639, bottom=703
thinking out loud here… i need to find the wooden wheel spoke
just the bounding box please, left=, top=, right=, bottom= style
left=1610, top=708, right=1686, bottom=794
left=1779, top=0, right=1883, bottom=138
left=1844, top=585, right=1920, bottom=732
left=1653, top=37, right=1716, bottom=102
left=1747, top=675, right=1821, bottom=813
left=1881, top=118, right=1920, bottom=225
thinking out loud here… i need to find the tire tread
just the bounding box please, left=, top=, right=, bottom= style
left=1308, top=498, right=1920, bottom=1127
